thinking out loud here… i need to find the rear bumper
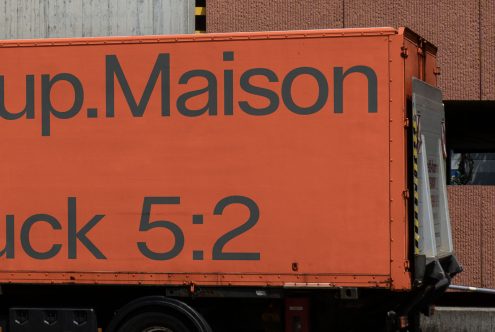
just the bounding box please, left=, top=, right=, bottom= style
left=412, top=254, right=462, bottom=314
left=388, top=254, right=462, bottom=329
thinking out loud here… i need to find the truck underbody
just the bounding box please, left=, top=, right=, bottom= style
left=0, top=253, right=461, bottom=332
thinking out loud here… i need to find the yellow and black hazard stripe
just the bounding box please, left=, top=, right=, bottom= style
left=412, top=115, right=420, bottom=254
left=195, top=0, right=206, bottom=33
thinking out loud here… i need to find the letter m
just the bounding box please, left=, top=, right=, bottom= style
left=106, top=53, right=170, bottom=117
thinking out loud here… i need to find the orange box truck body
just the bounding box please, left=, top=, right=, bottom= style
left=0, top=27, right=459, bottom=331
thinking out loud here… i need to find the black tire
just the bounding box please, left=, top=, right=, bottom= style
left=117, top=312, right=192, bottom=332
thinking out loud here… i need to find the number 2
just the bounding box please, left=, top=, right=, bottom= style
left=212, top=196, right=260, bottom=260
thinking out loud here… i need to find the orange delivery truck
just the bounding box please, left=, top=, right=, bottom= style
left=0, top=27, right=460, bottom=332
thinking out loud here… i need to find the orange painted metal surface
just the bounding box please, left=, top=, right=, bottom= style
left=0, top=28, right=436, bottom=290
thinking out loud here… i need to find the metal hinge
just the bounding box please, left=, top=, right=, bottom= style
left=404, top=260, right=410, bottom=271
left=402, top=190, right=410, bottom=199
left=404, top=117, right=410, bottom=128
left=401, top=46, right=408, bottom=58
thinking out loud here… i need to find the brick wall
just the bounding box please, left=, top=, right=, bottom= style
left=207, top=0, right=495, bottom=101
left=448, top=186, right=495, bottom=288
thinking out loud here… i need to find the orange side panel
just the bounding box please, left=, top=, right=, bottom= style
left=0, top=28, right=409, bottom=289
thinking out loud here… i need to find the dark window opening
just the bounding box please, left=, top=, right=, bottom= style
left=195, top=0, right=206, bottom=32
left=446, top=101, right=495, bottom=185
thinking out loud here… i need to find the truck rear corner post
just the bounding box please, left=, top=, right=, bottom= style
left=0, top=27, right=460, bottom=332
left=387, top=28, right=462, bottom=330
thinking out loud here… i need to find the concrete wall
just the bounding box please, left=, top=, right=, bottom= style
left=421, top=307, right=495, bottom=331
left=0, top=0, right=194, bottom=39
left=206, top=0, right=495, bottom=102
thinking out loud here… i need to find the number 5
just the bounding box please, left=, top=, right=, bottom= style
left=137, top=197, right=184, bottom=260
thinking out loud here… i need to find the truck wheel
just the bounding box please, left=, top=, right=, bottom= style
left=117, top=312, right=191, bottom=332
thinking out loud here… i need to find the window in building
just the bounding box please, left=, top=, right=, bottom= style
left=446, top=101, right=495, bottom=185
